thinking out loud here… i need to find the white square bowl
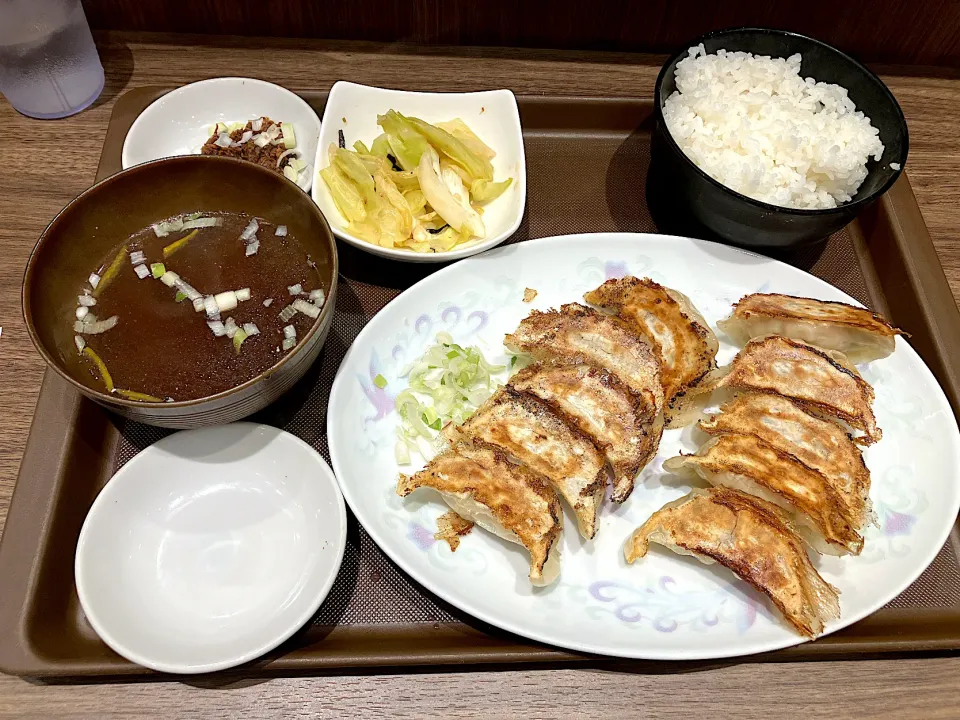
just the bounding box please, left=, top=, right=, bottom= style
left=311, top=81, right=526, bottom=263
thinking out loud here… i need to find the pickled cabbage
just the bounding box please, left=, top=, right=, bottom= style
left=418, top=146, right=484, bottom=237
left=377, top=110, right=429, bottom=171
left=370, top=133, right=392, bottom=158
left=436, top=118, right=497, bottom=160
left=471, top=178, right=513, bottom=204
left=400, top=113, right=494, bottom=181
left=320, top=165, right=366, bottom=223
left=319, top=110, right=512, bottom=254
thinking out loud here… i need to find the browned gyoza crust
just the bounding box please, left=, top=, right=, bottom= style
left=716, top=336, right=881, bottom=444
left=584, top=277, right=718, bottom=421
left=719, top=293, right=903, bottom=363
left=397, top=441, right=562, bottom=584
left=729, top=293, right=901, bottom=335
left=699, top=392, right=872, bottom=527
left=503, top=303, right=664, bottom=418
left=664, top=432, right=865, bottom=555
left=510, top=363, right=661, bottom=503
left=444, top=386, right=608, bottom=539
left=624, top=486, right=840, bottom=638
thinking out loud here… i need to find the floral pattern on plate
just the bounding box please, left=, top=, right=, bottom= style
left=329, top=234, right=960, bottom=660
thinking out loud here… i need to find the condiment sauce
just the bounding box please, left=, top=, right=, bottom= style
left=72, top=213, right=325, bottom=401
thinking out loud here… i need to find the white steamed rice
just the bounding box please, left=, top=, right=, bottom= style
left=663, top=44, right=885, bottom=209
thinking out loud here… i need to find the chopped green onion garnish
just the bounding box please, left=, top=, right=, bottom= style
left=150, top=262, right=166, bottom=278
left=175, top=291, right=187, bottom=303
left=232, top=328, right=248, bottom=353
left=374, top=374, right=388, bottom=388
left=394, top=333, right=504, bottom=464
left=394, top=441, right=410, bottom=465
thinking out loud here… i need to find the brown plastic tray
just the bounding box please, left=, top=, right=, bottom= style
left=2, top=87, right=960, bottom=679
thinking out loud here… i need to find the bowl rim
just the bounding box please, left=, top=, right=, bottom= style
left=311, top=80, right=527, bottom=263
left=22, top=154, right=339, bottom=410
left=73, top=422, right=349, bottom=674
left=653, top=26, right=910, bottom=217
left=120, top=76, right=323, bottom=180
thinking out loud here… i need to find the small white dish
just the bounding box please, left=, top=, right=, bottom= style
left=75, top=423, right=346, bottom=674
left=312, top=81, right=526, bottom=263
left=121, top=77, right=322, bottom=191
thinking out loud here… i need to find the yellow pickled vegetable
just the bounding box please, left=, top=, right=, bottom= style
left=370, top=133, right=392, bottom=158
left=471, top=178, right=513, bottom=204
left=388, top=169, right=420, bottom=192
left=377, top=111, right=429, bottom=171
left=404, top=189, right=427, bottom=216
left=333, top=148, right=377, bottom=207
left=417, top=146, right=484, bottom=238
left=325, top=111, right=509, bottom=253
left=354, top=152, right=419, bottom=192
left=399, top=113, right=494, bottom=181
left=334, top=148, right=374, bottom=190
left=436, top=119, right=497, bottom=160
left=375, top=173, right=413, bottom=237
left=355, top=153, right=390, bottom=175
left=369, top=193, right=406, bottom=249
left=347, top=221, right=382, bottom=246
left=442, top=161, right=474, bottom=186
left=430, top=226, right=469, bottom=252
left=320, top=165, right=366, bottom=223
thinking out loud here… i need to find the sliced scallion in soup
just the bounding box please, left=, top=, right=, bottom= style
left=70, top=212, right=326, bottom=402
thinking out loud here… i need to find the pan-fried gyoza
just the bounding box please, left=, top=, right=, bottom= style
left=664, top=433, right=865, bottom=555
left=624, top=487, right=841, bottom=638
left=397, top=441, right=563, bottom=586
left=504, top=303, right=664, bottom=418
left=391, top=273, right=902, bottom=638
left=711, top=335, right=881, bottom=444
left=699, top=393, right=874, bottom=527
left=584, top=277, right=717, bottom=424
left=444, top=387, right=608, bottom=539
left=718, top=293, right=902, bottom=363
left=510, top=363, right=660, bottom=503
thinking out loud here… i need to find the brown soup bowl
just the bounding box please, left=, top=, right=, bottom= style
left=23, top=155, right=338, bottom=429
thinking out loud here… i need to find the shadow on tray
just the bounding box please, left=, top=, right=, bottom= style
left=643, top=157, right=829, bottom=272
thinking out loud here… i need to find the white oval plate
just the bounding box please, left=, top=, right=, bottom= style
left=121, top=77, right=321, bottom=191
left=76, top=423, right=346, bottom=674
left=311, top=81, right=526, bottom=263
left=327, top=232, right=960, bottom=660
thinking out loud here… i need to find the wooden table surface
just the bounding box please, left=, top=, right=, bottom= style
left=1, top=33, right=959, bottom=718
